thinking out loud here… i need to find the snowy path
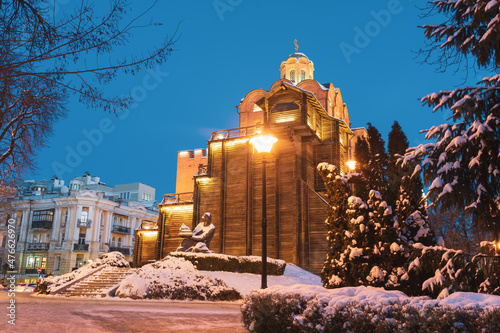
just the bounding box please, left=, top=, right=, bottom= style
left=1, top=292, right=245, bottom=332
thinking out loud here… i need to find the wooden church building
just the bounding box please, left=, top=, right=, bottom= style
left=134, top=48, right=366, bottom=274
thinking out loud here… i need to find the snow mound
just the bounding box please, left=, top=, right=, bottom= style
left=115, top=256, right=241, bottom=301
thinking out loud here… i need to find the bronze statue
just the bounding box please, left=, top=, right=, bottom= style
left=176, top=212, right=215, bottom=253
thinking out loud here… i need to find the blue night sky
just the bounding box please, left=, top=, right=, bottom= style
left=29, top=0, right=485, bottom=200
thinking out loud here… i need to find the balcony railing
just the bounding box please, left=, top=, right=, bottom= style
left=161, top=193, right=194, bottom=205
left=73, top=243, right=89, bottom=251
left=25, top=268, right=46, bottom=275
left=77, top=219, right=92, bottom=228
left=139, top=218, right=158, bottom=230
left=209, top=125, right=258, bottom=141
left=112, top=225, right=131, bottom=234
left=109, top=247, right=130, bottom=255
left=31, top=221, right=53, bottom=229
left=27, top=243, right=50, bottom=251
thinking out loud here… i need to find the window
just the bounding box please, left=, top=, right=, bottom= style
left=78, top=232, right=86, bottom=245
left=80, top=210, right=88, bottom=223
left=76, top=255, right=83, bottom=268
left=34, top=257, right=40, bottom=268
left=32, top=210, right=54, bottom=222
left=54, top=256, right=61, bottom=271
left=117, top=238, right=122, bottom=248
left=111, top=237, right=116, bottom=247
left=290, top=70, right=295, bottom=83
left=64, top=210, right=68, bottom=224
left=301, top=70, right=305, bottom=81
left=60, top=232, right=65, bottom=246
left=26, top=256, right=34, bottom=269
left=41, top=257, right=46, bottom=269
left=113, top=216, right=117, bottom=226
left=100, top=212, right=104, bottom=226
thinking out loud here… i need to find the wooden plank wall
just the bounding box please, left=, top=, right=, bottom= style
left=157, top=204, right=194, bottom=258
left=133, top=231, right=158, bottom=267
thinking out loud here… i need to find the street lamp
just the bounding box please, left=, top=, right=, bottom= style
left=346, top=160, right=356, bottom=172
left=250, top=131, right=278, bottom=289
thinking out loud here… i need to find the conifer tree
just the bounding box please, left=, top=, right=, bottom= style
left=387, top=121, right=410, bottom=206
left=403, top=0, right=500, bottom=239
left=317, top=163, right=351, bottom=287
left=352, top=137, right=370, bottom=201
left=366, top=123, right=389, bottom=196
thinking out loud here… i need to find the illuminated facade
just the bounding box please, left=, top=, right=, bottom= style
left=138, top=49, right=365, bottom=273
left=0, top=176, right=157, bottom=283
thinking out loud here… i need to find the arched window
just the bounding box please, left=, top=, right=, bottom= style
left=117, top=238, right=122, bottom=247
left=111, top=236, right=116, bottom=247
left=290, top=70, right=295, bottom=83
left=80, top=211, right=88, bottom=222
left=301, top=70, right=306, bottom=81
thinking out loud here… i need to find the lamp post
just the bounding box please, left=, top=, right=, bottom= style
left=346, top=160, right=356, bottom=172
left=250, top=131, right=278, bottom=289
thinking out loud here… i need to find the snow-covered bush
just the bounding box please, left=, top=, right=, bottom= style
left=317, top=162, right=500, bottom=297
left=115, top=255, right=241, bottom=301
left=38, top=252, right=129, bottom=294
left=238, top=256, right=286, bottom=275
left=169, top=252, right=240, bottom=272
left=169, top=252, right=286, bottom=275
left=241, top=285, right=500, bottom=333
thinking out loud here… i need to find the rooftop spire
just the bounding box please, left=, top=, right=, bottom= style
left=294, top=39, right=299, bottom=52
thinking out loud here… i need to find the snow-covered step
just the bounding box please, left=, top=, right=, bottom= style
left=60, top=267, right=135, bottom=298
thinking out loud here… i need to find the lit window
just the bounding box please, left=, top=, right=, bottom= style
left=26, top=256, right=34, bottom=269
left=80, top=211, right=88, bottom=223
left=41, top=257, right=47, bottom=269
left=290, top=70, right=295, bottom=83
left=34, top=257, right=41, bottom=268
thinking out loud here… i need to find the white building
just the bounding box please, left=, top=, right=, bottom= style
left=0, top=174, right=157, bottom=283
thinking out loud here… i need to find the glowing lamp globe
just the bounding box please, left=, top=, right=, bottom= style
left=250, top=133, right=278, bottom=153
left=346, top=160, right=356, bottom=171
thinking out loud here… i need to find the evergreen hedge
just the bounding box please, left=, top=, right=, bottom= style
left=241, top=291, right=500, bottom=333
left=169, top=252, right=286, bottom=275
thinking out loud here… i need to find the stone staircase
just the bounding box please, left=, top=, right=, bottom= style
left=61, top=266, right=135, bottom=297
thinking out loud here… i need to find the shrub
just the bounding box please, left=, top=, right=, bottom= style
left=170, top=252, right=286, bottom=275
left=169, top=252, right=240, bottom=272
left=238, top=256, right=286, bottom=275
left=241, top=289, right=500, bottom=332
left=116, top=256, right=242, bottom=301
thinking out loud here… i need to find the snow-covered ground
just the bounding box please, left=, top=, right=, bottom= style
left=204, top=264, right=500, bottom=309
left=200, top=263, right=322, bottom=296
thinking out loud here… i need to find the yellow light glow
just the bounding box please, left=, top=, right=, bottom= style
left=225, top=138, right=249, bottom=146
left=275, top=117, right=295, bottom=123
left=346, top=160, right=356, bottom=171
left=161, top=205, right=193, bottom=212
left=250, top=133, right=278, bottom=153
left=141, top=231, right=158, bottom=237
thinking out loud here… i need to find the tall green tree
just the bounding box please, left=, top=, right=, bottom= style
left=387, top=121, right=410, bottom=206
left=403, top=0, right=500, bottom=242
left=365, top=123, right=389, bottom=196
left=317, top=163, right=351, bottom=287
